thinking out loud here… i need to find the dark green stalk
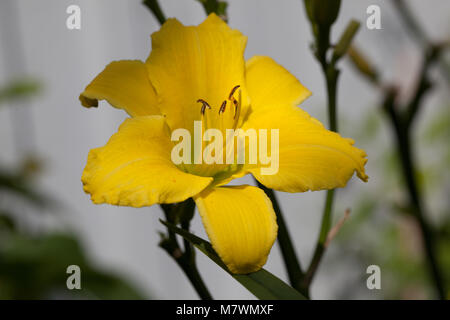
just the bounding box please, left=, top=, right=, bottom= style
left=324, top=65, right=339, bottom=132
left=299, top=62, right=339, bottom=295
left=159, top=220, right=212, bottom=300
left=301, top=0, right=358, bottom=296
left=256, top=182, right=305, bottom=296
left=196, top=0, right=229, bottom=22
left=299, top=189, right=334, bottom=296
left=142, top=0, right=166, bottom=25
left=159, top=200, right=213, bottom=300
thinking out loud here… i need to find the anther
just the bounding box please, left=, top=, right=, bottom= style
left=219, top=100, right=227, bottom=114
left=197, top=99, right=211, bottom=115
left=228, top=85, right=240, bottom=100
left=231, top=98, right=238, bottom=118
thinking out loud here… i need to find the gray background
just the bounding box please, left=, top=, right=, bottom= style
left=0, top=0, right=448, bottom=299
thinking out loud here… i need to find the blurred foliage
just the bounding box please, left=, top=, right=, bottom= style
left=0, top=80, right=145, bottom=299
left=0, top=229, right=144, bottom=299
left=332, top=101, right=450, bottom=299
left=0, top=166, right=48, bottom=208
left=0, top=79, right=40, bottom=105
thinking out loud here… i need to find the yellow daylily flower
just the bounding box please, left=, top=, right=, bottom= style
left=79, top=14, right=368, bottom=274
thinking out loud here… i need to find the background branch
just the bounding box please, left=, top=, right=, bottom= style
left=348, top=26, right=447, bottom=300
left=392, top=0, right=450, bottom=82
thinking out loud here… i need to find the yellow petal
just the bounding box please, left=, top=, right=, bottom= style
left=194, top=185, right=277, bottom=274
left=82, top=116, right=212, bottom=207
left=242, top=104, right=368, bottom=192
left=146, top=14, right=249, bottom=133
left=245, top=56, right=311, bottom=110
left=80, top=60, right=160, bottom=117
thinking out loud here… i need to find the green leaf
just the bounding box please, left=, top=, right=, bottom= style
left=0, top=232, right=146, bottom=299
left=0, top=213, right=15, bottom=231
left=0, top=171, right=49, bottom=207
left=160, top=220, right=306, bottom=300
left=0, top=79, right=41, bottom=104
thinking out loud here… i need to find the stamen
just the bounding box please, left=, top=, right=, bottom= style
left=219, top=100, right=227, bottom=114
left=228, top=85, right=240, bottom=100
left=232, top=89, right=242, bottom=129
left=197, top=99, right=211, bottom=115
left=232, top=99, right=238, bottom=119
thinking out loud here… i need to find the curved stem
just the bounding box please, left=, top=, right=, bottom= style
left=300, top=62, right=339, bottom=294
left=256, top=181, right=305, bottom=296
left=159, top=203, right=213, bottom=300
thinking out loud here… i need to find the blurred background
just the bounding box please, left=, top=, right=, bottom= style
left=0, top=0, right=448, bottom=299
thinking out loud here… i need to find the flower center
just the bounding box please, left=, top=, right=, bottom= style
left=180, top=85, right=244, bottom=179
left=197, top=84, right=242, bottom=134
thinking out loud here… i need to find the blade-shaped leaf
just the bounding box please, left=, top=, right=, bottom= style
left=160, top=220, right=306, bottom=300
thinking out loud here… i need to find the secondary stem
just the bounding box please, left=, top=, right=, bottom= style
left=300, top=62, right=339, bottom=295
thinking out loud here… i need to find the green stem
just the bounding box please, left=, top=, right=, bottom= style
left=304, top=63, right=339, bottom=284
left=196, top=0, right=229, bottom=22
left=159, top=224, right=213, bottom=300
left=159, top=203, right=213, bottom=300
left=302, top=6, right=343, bottom=292
left=142, top=0, right=166, bottom=25
left=324, top=65, right=339, bottom=132
left=256, top=181, right=305, bottom=295
left=299, top=189, right=334, bottom=296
